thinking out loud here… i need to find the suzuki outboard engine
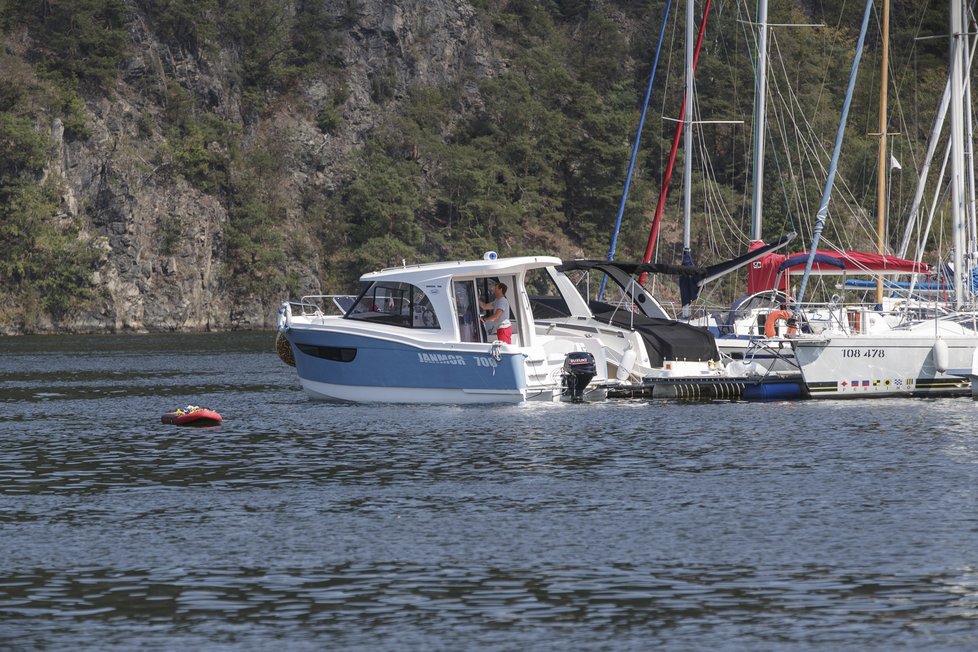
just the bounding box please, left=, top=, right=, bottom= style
left=562, top=351, right=596, bottom=403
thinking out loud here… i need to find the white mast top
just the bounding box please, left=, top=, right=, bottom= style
left=950, top=0, right=968, bottom=308
left=749, top=0, right=769, bottom=243
left=682, top=0, right=694, bottom=254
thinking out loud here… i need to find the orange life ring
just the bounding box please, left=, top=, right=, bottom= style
left=765, top=309, right=797, bottom=338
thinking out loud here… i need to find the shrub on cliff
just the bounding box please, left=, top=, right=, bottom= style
left=14, top=0, right=129, bottom=90
left=0, top=99, right=99, bottom=320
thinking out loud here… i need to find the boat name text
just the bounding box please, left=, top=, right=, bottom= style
left=418, top=353, right=466, bottom=365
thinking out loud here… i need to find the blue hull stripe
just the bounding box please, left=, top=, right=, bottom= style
left=286, top=329, right=526, bottom=391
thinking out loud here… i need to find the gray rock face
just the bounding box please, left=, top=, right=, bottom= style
left=30, top=0, right=499, bottom=334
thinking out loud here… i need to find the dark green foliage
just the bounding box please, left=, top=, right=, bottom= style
left=220, top=0, right=340, bottom=114
left=158, top=217, right=183, bottom=256
left=288, top=0, right=338, bottom=70
left=553, top=0, right=590, bottom=21
left=222, top=0, right=296, bottom=111
left=0, top=44, right=101, bottom=320
left=222, top=128, right=293, bottom=297
left=26, top=0, right=130, bottom=89
left=573, top=11, right=629, bottom=93
left=135, top=0, right=218, bottom=53
left=342, top=145, right=425, bottom=265
left=369, top=66, right=399, bottom=104
left=58, top=91, right=92, bottom=141
left=316, top=105, right=341, bottom=134
left=319, top=2, right=658, bottom=281
left=0, top=0, right=968, bottom=314
left=23, top=205, right=102, bottom=317
left=495, top=0, right=558, bottom=46
left=0, top=112, right=48, bottom=179
left=224, top=182, right=289, bottom=296
left=347, top=237, right=421, bottom=275
left=0, top=114, right=99, bottom=317
left=162, top=82, right=238, bottom=193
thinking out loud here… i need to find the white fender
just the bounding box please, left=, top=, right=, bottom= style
left=725, top=360, right=748, bottom=377
left=933, top=338, right=949, bottom=373
left=744, top=361, right=765, bottom=377
left=277, top=302, right=291, bottom=331
left=616, top=346, right=638, bottom=381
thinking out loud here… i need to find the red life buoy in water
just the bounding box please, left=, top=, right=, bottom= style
left=765, top=309, right=797, bottom=338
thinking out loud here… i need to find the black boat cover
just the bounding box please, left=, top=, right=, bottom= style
left=589, top=302, right=719, bottom=365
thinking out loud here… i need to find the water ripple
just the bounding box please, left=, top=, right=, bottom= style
left=4, top=334, right=978, bottom=650
left=3, top=564, right=978, bottom=650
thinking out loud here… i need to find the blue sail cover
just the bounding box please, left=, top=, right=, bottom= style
left=777, top=253, right=845, bottom=272
left=679, top=249, right=698, bottom=307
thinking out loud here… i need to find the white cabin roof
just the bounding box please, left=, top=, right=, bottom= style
left=360, top=256, right=563, bottom=284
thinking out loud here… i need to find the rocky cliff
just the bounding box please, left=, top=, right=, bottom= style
left=3, top=0, right=948, bottom=334
left=2, top=0, right=505, bottom=334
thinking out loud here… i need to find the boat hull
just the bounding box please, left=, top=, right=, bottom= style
left=285, top=327, right=531, bottom=404
left=792, top=334, right=974, bottom=398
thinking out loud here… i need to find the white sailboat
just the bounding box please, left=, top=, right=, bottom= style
left=790, top=0, right=978, bottom=399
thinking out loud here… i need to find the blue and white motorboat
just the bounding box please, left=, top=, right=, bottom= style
left=277, top=254, right=616, bottom=404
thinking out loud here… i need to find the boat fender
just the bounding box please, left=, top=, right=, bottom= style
left=764, top=309, right=796, bottom=338
left=275, top=331, right=296, bottom=367
left=933, top=338, right=949, bottom=373
left=616, top=346, right=638, bottom=381
left=744, top=361, right=765, bottom=377
left=725, top=360, right=748, bottom=377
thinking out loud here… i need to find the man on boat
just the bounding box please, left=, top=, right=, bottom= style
left=480, top=282, right=512, bottom=344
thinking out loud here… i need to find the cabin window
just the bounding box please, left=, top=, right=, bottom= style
left=452, top=281, right=480, bottom=342
left=525, top=268, right=571, bottom=318
left=476, top=275, right=522, bottom=345
left=345, top=281, right=440, bottom=329
left=453, top=276, right=523, bottom=345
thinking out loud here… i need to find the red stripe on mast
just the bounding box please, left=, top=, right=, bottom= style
left=639, top=0, right=713, bottom=286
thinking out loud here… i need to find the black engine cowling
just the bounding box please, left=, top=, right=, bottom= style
left=562, top=351, right=596, bottom=403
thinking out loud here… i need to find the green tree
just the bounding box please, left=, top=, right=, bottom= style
left=344, top=146, right=424, bottom=248
left=27, top=0, right=130, bottom=89
left=135, top=0, right=218, bottom=53
left=0, top=113, right=99, bottom=317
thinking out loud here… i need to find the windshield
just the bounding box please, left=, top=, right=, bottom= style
left=345, top=281, right=440, bottom=329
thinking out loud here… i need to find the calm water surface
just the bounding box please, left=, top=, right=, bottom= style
left=2, top=332, right=978, bottom=650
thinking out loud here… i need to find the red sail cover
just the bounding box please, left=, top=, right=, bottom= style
left=747, top=245, right=931, bottom=294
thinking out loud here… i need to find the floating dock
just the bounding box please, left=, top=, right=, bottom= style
left=608, top=372, right=805, bottom=401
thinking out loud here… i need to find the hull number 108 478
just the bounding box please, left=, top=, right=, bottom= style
left=841, top=348, right=885, bottom=358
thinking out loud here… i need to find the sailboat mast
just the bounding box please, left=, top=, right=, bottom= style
left=681, top=0, right=695, bottom=318
left=950, top=0, right=968, bottom=308
left=795, top=0, right=875, bottom=309
left=683, top=0, right=694, bottom=255
left=640, top=0, right=711, bottom=286
left=964, top=1, right=978, bottom=292
left=749, top=0, right=769, bottom=243
left=897, top=80, right=951, bottom=259
left=875, top=0, right=890, bottom=306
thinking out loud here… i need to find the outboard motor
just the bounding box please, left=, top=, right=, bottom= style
left=562, top=351, right=596, bottom=403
